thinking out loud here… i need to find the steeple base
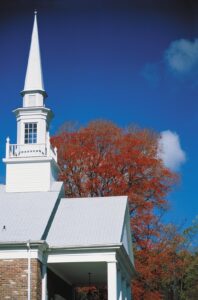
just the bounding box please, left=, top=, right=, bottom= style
left=3, top=157, right=59, bottom=193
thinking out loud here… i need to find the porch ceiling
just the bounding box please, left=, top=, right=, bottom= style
left=48, top=262, right=107, bottom=286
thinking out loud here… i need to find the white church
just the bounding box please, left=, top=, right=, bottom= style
left=0, top=12, right=134, bottom=300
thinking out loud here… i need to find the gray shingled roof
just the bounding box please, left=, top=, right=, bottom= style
left=47, top=196, right=127, bottom=247
left=0, top=183, right=128, bottom=248
left=0, top=182, right=63, bottom=242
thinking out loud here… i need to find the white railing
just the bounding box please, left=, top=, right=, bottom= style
left=9, top=143, right=47, bottom=158
left=6, top=137, right=57, bottom=162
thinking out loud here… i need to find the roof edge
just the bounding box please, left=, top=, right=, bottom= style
left=48, top=243, right=122, bottom=251
left=0, top=240, right=48, bottom=249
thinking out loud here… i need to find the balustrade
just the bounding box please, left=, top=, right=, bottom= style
left=6, top=142, right=57, bottom=161
left=9, top=143, right=47, bottom=158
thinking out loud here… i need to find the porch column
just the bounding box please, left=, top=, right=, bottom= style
left=42, top=263, right=47, bottom=300
left=126, top=283, right=132, bottom=300
left=107, top=261, right=118, bottom=300
left=117, top=269, right=122, bottom=300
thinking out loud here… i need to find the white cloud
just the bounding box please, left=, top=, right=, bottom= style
left=158, top=130, right=186, bottom=171
left=165, top=38, right=198, bottom=75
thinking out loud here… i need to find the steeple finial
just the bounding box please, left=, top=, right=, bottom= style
left=22, top=11, right=45, bottom=95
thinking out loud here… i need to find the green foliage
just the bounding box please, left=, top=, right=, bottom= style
left=182, top=252, right=198, bottom=299
left=183, top=215, right=198, bottom=251
left=163, top=217, right=198, bottom=300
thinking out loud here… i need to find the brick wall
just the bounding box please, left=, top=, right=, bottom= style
left=0, top=258, right=42, bottom=300
left=32, top=259, right=42, bottom=300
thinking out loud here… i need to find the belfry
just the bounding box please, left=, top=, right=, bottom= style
left=3, top=11, right=59, bottom=192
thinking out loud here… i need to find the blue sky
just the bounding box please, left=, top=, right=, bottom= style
left=0, top=0, right=197, bottom=227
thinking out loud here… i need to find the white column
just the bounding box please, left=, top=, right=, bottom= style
left=126, top=283, right=132, bottom=300
left=107, top=261, right=118, bottom=300
left=42, top=263, right=47, bottom=300
left=117, top=269, right=122, bottom=300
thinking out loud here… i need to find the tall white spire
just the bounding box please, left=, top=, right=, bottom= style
left=3, top=11, right=58, bottom=192
left=23, top=11, right=45, bottom=94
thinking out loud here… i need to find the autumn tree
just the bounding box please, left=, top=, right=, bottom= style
left=51, top=120, right=180, bottom=299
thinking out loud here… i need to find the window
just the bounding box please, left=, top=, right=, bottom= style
left=24, top=123, right=37, bottom=144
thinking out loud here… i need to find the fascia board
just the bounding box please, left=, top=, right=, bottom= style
left=0, top=240, right=48, bottom=249
left=48, top=243, right=122, bottom=252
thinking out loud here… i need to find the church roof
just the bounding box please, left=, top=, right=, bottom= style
left=47, top=196, right=128, bottom=248
left=0, top=183, right=128, bottom=249
left=0, top=182, right=63, bottom=243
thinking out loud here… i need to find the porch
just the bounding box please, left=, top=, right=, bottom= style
left=42, top=247, right=133, bottom=300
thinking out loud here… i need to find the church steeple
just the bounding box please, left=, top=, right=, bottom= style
left=21, top=11, right=47, bottom=107
left=3, top=12, right=59, bottom=193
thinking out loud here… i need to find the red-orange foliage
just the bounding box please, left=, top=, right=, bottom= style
left=52, top=120, right=180, bottom=299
